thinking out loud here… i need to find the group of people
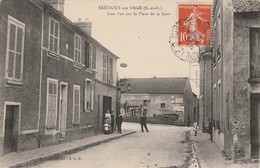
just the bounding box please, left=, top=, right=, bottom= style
left=193, top=119, right=213, bottom=140
left=104, top=110, right=149, bottom=134
left=104, top=110, right=123, bottom=134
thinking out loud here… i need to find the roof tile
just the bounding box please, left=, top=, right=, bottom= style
left=232, top=0, right=260, bottom=12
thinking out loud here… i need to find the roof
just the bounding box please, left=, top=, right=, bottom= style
left=120, top=77, right=189, bottom=94
left=232, top=0, right=260, bottom=12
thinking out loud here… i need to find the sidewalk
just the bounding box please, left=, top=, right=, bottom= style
left=192, top=130, right=259, bottom=168
left=0, top=130, right=135, bottom=168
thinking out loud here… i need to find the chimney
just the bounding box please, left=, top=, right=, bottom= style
left=74, top=18, right=92, bottom=35
left=43, top=0, right=65, bottom=14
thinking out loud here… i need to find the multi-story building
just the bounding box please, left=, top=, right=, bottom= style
left=212, top=0, right=260, bottom=162
left=120, top=77, right=195, bottom=126
left=93, top=41, right=119, bottom=133
left=0, top=0, right=118, bottom=154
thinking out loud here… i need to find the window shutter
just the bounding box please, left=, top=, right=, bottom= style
left=7, top=21, right=24, bottom=81
left=7, top=23, right=16, bottom=78
left=89, top=44, right=92, bottom=68
left=91, top=83, right=94, bottom=110
left=47, top=82, right=57, bottom=128
left=7, top=52, right=15, bottom=78
left=9, top=24, right=16, bottom=51
left=15, top=27, right=23, bottom=80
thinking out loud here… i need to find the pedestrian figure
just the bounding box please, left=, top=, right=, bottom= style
left=208, top=119, right=213, bottom=140
left=193, top=122, right=198, bottom=136
left=110, top=111, right=115, bottom=134
left=140, top=112, right=149, bottom=132
left=116, top=113, right=123, bottom=134
left=104, top=110, right=111, bottom=134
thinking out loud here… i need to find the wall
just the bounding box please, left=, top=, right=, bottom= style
left=94, top=81, right=117, bottom=133
left=0, top=0, right=42, bottom=153
left=215, top=0, right=259, bottom=161
left=95, top=47, right=117, bottom=87
left=222, top=0, right=234, bottom=159
left=198, top=51, right=212, bottom=130
left=184, top=79, right=195, bottom=126
left=121, top=93, right=185, bottom=124
left=39, top=7, right=95, bottom=146
left=232, top=11, right=260, bottom=161
left=212, top=0, right=225, bottom=153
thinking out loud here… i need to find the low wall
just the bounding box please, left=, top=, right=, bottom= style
left=122, top=115, right=184, bottom=126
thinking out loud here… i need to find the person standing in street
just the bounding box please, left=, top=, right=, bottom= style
left=110, top=111, right=115, bottom=134
left=116, top=113, right=123, bottom=134
left=193, top=122, right=198, bottom=136
left=140, top=112, right=149, bottom=132
left=104, top=110, right=111, bottom=134
left=208, top=119, right=213, bottom=140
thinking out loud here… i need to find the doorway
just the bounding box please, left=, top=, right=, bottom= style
left=59, top=82, right=68, bottom=139
left=102, top=96, right=112, bottom=124
left=4, top=104, right=20, bottom=154
left=250, top=93, right=260, bottom=159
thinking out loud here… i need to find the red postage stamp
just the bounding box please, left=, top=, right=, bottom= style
left=178, top=4, right=212, bottom=46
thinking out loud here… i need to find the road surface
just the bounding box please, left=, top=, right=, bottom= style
left=32, top=123, right=191, bottom=168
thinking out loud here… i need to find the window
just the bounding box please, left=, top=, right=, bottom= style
left=160, top=103, right=166, bottom=108
left=175, top=98, right=183, bottom=104
left=143, top=100, right=148, bottom=106
left=49, top=18, right=59, bottom=53
left=84, top=79, right=94, bottom=111
left=73, top=85, right=80, bottom=124
left=250, top=28, right=260, bottom=78
left=74, top=34, right=82, bottom=63
left=46, top=78, right=58, bottom=129
left=6, top=16, right=25, bottom=84
left=85, top=42, right=93, bottom=69
left=103, top=54, right=108, bottom=82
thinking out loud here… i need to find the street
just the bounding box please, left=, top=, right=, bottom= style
left=32, top=123, right=192, bottom=168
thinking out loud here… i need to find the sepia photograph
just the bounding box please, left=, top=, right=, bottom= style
left=0, top=0, right=259, bottom=167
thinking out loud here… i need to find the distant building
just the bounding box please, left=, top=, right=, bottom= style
left=0, top=0, right=118, bottom=154
left=212, top=0, right=260, bottom=162
left=120, top=77, right=195, bottom=126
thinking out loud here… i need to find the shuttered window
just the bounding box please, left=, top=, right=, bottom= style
left=103, top=54, right=108, bottom=82
left=85, top=42, right=93, bottom=69
left=6, top=16, right=25, bottom=82
left=73, top=85, right=80, bottom=123
left=74, top=35, right=82, bottom=63
left=49, top=18, right=59, bottom=53
left=46, top=79, right=58, bottom=129
left=74, top=35, right=81, bottom=63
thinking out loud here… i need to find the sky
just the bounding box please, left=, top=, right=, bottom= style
left=64, top=0, right=212, bottom=94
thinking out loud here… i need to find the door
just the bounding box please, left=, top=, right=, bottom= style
left=59, top=83, right=68, bottom=138
left=4, top=105, right=19, bottom=154
left=250, top=93, right=260, bottom=159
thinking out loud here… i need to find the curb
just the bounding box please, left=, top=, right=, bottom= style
left=9, top=131, right=136, bottom=168
left=188, top=131, right=201, bottom=168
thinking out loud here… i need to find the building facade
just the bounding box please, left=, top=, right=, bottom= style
left=212, top=0, right=260, bottom=162
left=0, top=0, right=118, bottom=154
left=120, top=77, right=195, bottom=126
left=93, top=43, right=118, bottom=133
left=198, top=47, right=212, bottom=131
